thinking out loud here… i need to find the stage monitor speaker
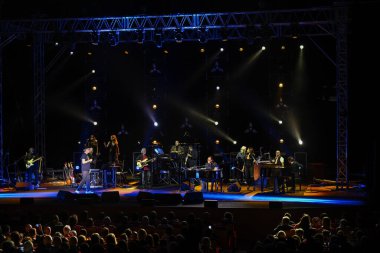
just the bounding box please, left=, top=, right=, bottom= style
left=180, top=182, right=190, bottom=191
left=269, top=201, right=283, bottom=209
left=227, top=182, right=241, bottom=192
left=15, top=182, right=33, bottom=191
left=19, top=198, right=34, bottom=205
left=57, top=190, right=74, bottom=201
left=183, top=192, right=204, bottom=204
left=74, top=193, right=100, bottom=204
left=204, top=200, right=218, bottom=208
left=136, top=191, right=154, bottom=202
left=101, top=191, right=120, bottom=203
left=154, top=193, right=182, bottom=206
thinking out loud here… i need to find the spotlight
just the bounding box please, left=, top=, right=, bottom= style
left=215, top=104, right=220, bottom=109
left=152, top=140, right=158, bottom=145
left=198, top=27, right=208, bottom=44
left=278, top=82, right=284, bottom=88
left=154, top=121, right=159, bottom=127
left=300, top=45, right=304, bottom=50
left=55, top=42, right=59, bottom=46
left=298, top=139, right=303, bottom=145
left=233, top=141, right=237, bottom=145
left=175, top=29, right=183, bottom=43
left=93, top=121, right=98, bottom=126
left=78, top=141, right=81, bottom=144
left=200, top=48, right=205, bottom=53
left=124, top=50, right=129, bottom=55
left=216, top=86, right=220, bottom=90
left=215, top=139, right=220, bottom=145
left=70, top=51, right=74, bottom=55
left=137, top=30, right=144, bottom=44
left=278, top=120, right=283, bottom=125
left=261, top=46, right=266, bottom=51
left=239, top=47, right=244, bottom=52
left=279, top=138, right=284, bottom=144
left=91, top=69, right=96, bottom=74
left=214, top=121, right=219, bottom=126
left=220, top=48, right=224, bottom=52
left=92, top=86, right=97, bottom=91
left=152, top=104, right=158, bottom=110
left=281, top=45, right=286, bottom=50
left=87, top=52, right=93, bottom=56
left=163, top=49, right=169, bottom=54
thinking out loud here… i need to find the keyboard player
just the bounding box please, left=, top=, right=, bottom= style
left=201, top=156, right=220, bottom=192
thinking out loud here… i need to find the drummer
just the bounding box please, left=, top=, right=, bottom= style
left=170, top=140, right=185, bottom=168
left=202, top=156, right=220, bottom=192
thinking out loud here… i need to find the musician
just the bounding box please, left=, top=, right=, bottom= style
left=86, top=135, right=99, bottom=156
left=286, top=156, right=303, bottom=192
left=185, top=145, right=198, bottom=168
left=104, top=134, right=120, bottom=165
left=136, top=147, right=152, bottom=189
left=272, top=150, right=284, bottom=194
left=244, top=147, right=256, bottom=190
left=75, top=147, right=93, bottom=194
left=202, top=156, right=219, bottom=192
left=235, top=146, right=246, bottom=181
left=24, top=147, right=41, bottom=188
left=170, top=140, right=184, bottom=167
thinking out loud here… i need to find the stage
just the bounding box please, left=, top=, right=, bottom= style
left=0, top=180, right=367, bottom=208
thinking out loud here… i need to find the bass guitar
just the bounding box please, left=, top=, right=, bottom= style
left=26, top=157, right=43, bottom=168
left=136, top=158, right=156, bottom=170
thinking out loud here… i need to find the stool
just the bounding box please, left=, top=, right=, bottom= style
left=159, top=170, right=170, bottom=184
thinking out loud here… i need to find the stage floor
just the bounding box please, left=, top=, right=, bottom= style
left=0, top=180, right=367, bottom=208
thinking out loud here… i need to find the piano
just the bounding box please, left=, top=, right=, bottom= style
left=257, top=161, right=285, bottom=192
left=183, top=167, right=223, bottom=192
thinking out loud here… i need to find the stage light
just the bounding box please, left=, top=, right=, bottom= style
left=220, top=48, right=224, bottom=52
left=163, top=49, right=169, bottom=54
left=281, top=45, right=286, bottom=50
left=215, top=139, right=220, bottom=145
left=175, top=29, right=183, bottom=43
left=154, top=121, right=159, bottom=127
left=221, top=27, right=228, bottom=42
left=278, top=82, right=284, bottom=88
left=152, top=140, right=159, bottom=145
left=214, top=121, right=219, bottom=126
left=198, top=27, right=208, bottom=44
left=216, top=86, right=220, bottom=90
left=300, top=45, right=304, bottom=50
left=137, top=30, right=144, bottom=44
left=200, top=48, right=205, bottom=53
left=298, top=139, right=303, bottom=145
left=233, top=141, right=237, bottom=145
left=239, top=47, right=244, bottom=52
left=55, top=42, right=59, bottom=46
left=278, top=120, right=283, bottom=125
left=279, top=138, right=284, bottom=144
left=261, top=46, right=266, bottom=51
left=92, top=86, right=97, bottom=91
left=91, top=69, right=96, bottom=74
left=93, top=121, right=98, bottom=126
left=88, top=52, right=93, bottom=56
left=124, top=50, right=129, bottom=55
left=70, top=51, right=74, bottom=55
left=215, top=104, right=220, bottom=109
left=78, top=141, right=81, bottom=144
left=152, top=104, right=157, bottom=110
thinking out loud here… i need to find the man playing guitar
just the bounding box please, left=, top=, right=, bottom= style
left=136, top=147, right=153, bottom=189
left=24, top=147, right=42, bottom=189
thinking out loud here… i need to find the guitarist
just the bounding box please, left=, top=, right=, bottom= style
left=136, top=147, right=152, bottom=189
left=24, top=147, right=40, bottom=188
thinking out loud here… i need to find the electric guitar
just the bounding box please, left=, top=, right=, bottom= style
left=136, top=158, right=156, bottom=169
left=26, top=157, right=43, bottom=168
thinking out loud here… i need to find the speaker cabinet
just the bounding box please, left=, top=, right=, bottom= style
left=101, top=191, right=120, bottom=203
left=154, top=193, right=182, bottom=206
left=204, top=200, right=218, bottom=208
left=183, top=192, right=204, bottom=204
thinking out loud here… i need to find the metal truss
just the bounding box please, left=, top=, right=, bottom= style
left=33, top=34, right=46, bottom=172
left=0, top=8, right=335, bottom=42
left=335, top=5, right=348, bottom=189
left=0, top=6, right=348, bottom=185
